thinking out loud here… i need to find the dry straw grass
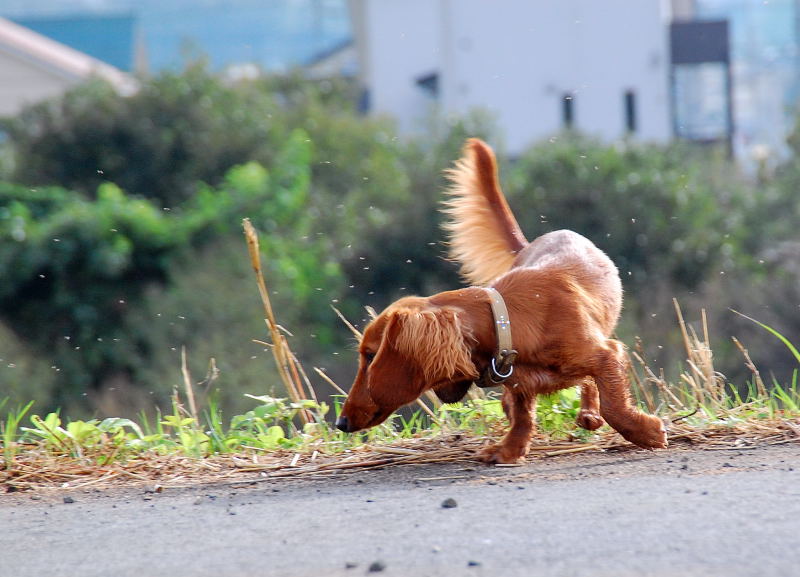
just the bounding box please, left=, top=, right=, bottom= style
left=5, top=419, right=799, bottom=493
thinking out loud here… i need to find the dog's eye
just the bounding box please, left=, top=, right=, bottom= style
left=363, top=351, right=376, bottom=366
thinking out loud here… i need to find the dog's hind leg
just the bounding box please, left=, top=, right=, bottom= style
left=576, top=378, right=605, bottom=431
left=592, top=340, right=667, bottom=449
left=478, top=386, right=536, bottom=464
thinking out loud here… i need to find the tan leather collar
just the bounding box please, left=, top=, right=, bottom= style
left=485, top=287, right=513, bottom=356
left=477, top=287, right=518, bottom=386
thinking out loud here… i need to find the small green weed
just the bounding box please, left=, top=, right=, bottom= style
left=732, top=309, right=800, bottom=364
left=1, top=400, right=33, bottom=468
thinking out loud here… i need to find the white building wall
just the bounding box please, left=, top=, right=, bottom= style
left=356, top=0, right=671, bottom=154
left=0, top=50, right=76, bottom=116
left=0, top=17, right=135, bottom=118
left=360, top=0, right=442, bottom=133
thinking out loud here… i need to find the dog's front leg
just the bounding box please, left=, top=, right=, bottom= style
left=478, top=386, right=535, bottom=464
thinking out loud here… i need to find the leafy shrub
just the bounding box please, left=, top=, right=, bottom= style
left=0, top=180, right=188, bottom=405
left=0, top=130, right=336, bottom=413
left=338, top=111, right=498, bottom=310
left=1, top=63, right=286, bottom=207
left=507, top=135, right=744, bottom=292
left=0, top=320, right=59, bottom=409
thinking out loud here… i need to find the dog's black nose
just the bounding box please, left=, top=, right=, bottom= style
left=335, top=415, right=350, bottom=433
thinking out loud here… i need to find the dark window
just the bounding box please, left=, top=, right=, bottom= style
left=624, top=90, right=637, bottom=133
left=670, top=20, right=733, bottom=155
left=358, top=88, right=370, bottom=114
left=562, top=93, right=574, bottom=129
left=415, top=72, right=439, bottom=98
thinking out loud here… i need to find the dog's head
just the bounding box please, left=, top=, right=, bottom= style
left=335, top=297, right=479, bottom=433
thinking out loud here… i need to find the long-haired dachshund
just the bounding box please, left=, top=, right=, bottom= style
left=336, top=138, right=667, bottom=464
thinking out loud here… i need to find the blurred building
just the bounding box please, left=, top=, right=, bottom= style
left=2, top=0, right=798, bottom=167
left=0, top=17, right=135, bottom=117
left=683, top=0, right=800, bottom=167
left=669, top=19, right=733, bottom=153
left=351, top=0, right=673, bottom=155
left=352, top=0, right=800, bottom=167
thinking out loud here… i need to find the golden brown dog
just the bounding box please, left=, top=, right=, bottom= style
left=335, top=138, right=667, bottom=464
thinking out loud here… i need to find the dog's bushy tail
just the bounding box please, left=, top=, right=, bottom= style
left=442, top=138, right=528, bottom=285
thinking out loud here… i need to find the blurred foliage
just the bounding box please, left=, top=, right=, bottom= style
left=0, top=128, right=337, bottom=413
left=507, top=135, right=749, bottom=292
left=0, top=320, right=59, bottom=409
left=0, top=179, right=188, bottom=406
left=1, top=62, right=285, bottom=207
left=1, top=65, right=800, bottom=416
left=340, top=111, right=499, bottom=308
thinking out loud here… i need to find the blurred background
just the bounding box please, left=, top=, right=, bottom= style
left=0, top=0, right=798, bottom=418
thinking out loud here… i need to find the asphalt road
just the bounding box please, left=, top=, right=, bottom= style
left=2, top=443, right=799, bottom=577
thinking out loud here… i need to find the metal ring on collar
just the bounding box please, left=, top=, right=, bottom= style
left=491, top=356, right=514, bottom=380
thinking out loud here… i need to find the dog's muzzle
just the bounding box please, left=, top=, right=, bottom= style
left=335, top=415, right=351, bottom=433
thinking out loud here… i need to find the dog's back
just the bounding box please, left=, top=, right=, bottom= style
left=516, top=230, right=621, bottom=298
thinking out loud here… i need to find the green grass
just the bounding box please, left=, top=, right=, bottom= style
left=0, top=392, right=499, bottom=467
left=1, top=400, right=33, bottom=468
left=1, top=385, right=592, bottom=468
left=629, top=304, right=800, bottom=428
left=3, top=371, right=795, bottom=473
left=732, top=309, right=800, bottom=364
left=1, top=375, right=798, bottom=476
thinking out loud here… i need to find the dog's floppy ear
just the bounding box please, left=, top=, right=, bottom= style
left=389, top=306, right=478, bottom=382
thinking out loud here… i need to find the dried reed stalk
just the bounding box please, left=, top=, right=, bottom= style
left=331, top=305, right=362, bottom=341
left=630, top=348, right=684, bottom=410
left=243, top=219, right=311, bottom=424
left=673, top=299, right=706, bottom=405
left=180, top=346, right=199, bottom=425
left=732, top=336, right=768, bottom=397
left=673, top=299, right=730, bottom=409
left=313, top=367, right=347, bottom=396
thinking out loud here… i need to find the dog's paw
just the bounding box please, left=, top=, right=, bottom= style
left=576, top=410, right=604, bottom=431
left=620, top=415, right=668, bottom=450
left=477, top=443, right=526, bottom=465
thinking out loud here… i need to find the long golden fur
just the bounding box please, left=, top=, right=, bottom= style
left=336, top=138, right=667, bottom=464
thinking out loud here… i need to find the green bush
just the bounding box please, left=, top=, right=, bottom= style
left=0, top=130, right=335, bottom=413
left=507, top=135, right=745, bottom=292
left=1, top=63, right=286, bottom=207
left=0, top=320, right=59, bottom=409
left=337, top=111, right=498, bottom=309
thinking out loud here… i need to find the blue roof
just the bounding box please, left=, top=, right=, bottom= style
left=137, top=0, right=351, bottom=72
left=13, top=14, right=137, bottom=72
left=5, top=1, right=352, bottom=73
